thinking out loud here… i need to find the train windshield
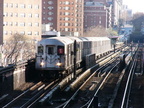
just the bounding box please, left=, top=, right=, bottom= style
left=46, top=45, right=55, bottom=54
left=38, top=45, right=43, bottom=55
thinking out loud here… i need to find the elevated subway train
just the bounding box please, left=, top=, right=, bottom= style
left=35, top=36, right=112, bottom=77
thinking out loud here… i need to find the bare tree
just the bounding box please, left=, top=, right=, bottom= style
left=83, top=26, right=118, bottom=37
left=3, top=33, right=36, bottom=65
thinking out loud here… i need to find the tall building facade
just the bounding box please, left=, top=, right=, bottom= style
left=3, top=0, right=42, bottom=41
left=111, top=0, right=123, bottom=27
left=42, top=0, right=84, bottom=36
left=84, top=0, right=112, bottom=30
left=121, top=5, right=132, bottom=24
left=0, top=0, right=3, bottom=45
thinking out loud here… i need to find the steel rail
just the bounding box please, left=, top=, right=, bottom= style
left=2, top=81, right=43, bottom=108
left=121, top=50, right=138, bottom=108
left=86, top=62, right=119, bottom=108
left=62, top=59, right=119, bottom=108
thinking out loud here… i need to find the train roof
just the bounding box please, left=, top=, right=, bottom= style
left=79, top=37, right=110, bottom=41
left=37, top=37, right=76, bottom=45
left=37, top=36, right=110, bottom=46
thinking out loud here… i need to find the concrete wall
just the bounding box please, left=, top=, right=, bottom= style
left=0, top=67, right=26, bottom=96
left=13, top=69, right=25, bottom=89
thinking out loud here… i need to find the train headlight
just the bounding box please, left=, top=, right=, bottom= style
left=56, top=62, right=62, bottom=67
left=40, top=61, right=45, bottom=67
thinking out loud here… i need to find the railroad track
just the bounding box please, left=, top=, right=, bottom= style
left=62, top=60, right=119, bottom=108
left=0, top=45, right=131, bottom=108
left=112, top=44, right=144, bottom=108
left=1, top=79, right=59, bottom=108
left=36, top=45, right=134, bottom=108
left=37, top=49, right=129, bottom=108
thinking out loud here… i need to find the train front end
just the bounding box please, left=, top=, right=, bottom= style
left=35, top=38, right=65, bottom=77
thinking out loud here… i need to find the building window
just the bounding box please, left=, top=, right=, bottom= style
left=4, top=31, right=8, bottom=35
left=64, top=7, right=70, bottom=10
left=9, top=22, right=13, bottom=26
left=59, top=7, right=62, bottom=10
left=4, top=3, right=8, bottom=7
left=65, top=23, right=68, bottom=26
left=9, top=3, right=13, bottom=8
left=4, top=22, right=8, bottom=26
left=19, top=22, right=25, bottom=26
left=4, top=13, right=8, bottom=17
left=15, top=4, right=18, bottom=8
left=60, top=17, right=62, bottom=21
left=35, top=14, right=39, bottom=18
left=65, top=12, right=69, bottom=15
left=48, top=1, right=53, bottom=5
left=20, top=31, right=25, bottom=35
left=60, top=12, right=63, bottom=15
left=48, top=22, right=53, bottom=26
left=20, top=13, right=25, bottom=17
left=48, top=17, right=53, bottom=21
left=48, top=12, right=53, bottom=15
left=28, top=23, right=32, bottom=26
left=14, top=22, right=18, bottom=26
left=28, top=31, right=32, bottom=35
left=60, top=23, right=62, bottom=26
left=35, top=23, right=39, bottom=26
left=35, top=5, right=39, bottom=9
left=9, top=31, right=12, bottom=35
left=35, top=32, right=39, bottom=35
left=9, top=13, right=13, bottom=17
left=14, top=13, right=18, bottom=17
left=28, top=5, right=32, bottom=8
left=28, top=14, right=32, bottom=17
left=65, top=17, right=69, bottom=21
left=20, top=4, right=25, bottom=8
left=48, top=6, right=53, bottom=10
left=65, top=1, right=70, bottom=5
left=65, top=28, right=68, bottom=31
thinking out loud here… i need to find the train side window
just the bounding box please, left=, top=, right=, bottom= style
left=38, top=46, right=43, bottom=54
left=47, top=46, right=54, bottom=54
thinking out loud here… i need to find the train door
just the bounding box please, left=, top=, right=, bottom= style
left=46, top=45, right=56, bottom=67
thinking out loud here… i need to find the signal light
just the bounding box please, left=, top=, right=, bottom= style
left=57, top=46, right=64, bottom=55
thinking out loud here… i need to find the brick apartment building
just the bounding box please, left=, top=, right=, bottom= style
left=84, top=0, right=112, bottom=31
left=3, top=0, right=42, bottom=41
left=1, top=0, right=123, bottom=42
left=0, top=0, right=3, bottom=45
left=84, top=0, right=123, bottom=30
left=42, top=0, right=84, bottom=36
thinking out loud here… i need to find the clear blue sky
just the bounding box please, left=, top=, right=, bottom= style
left=123, top=0, right=144, bottom=13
